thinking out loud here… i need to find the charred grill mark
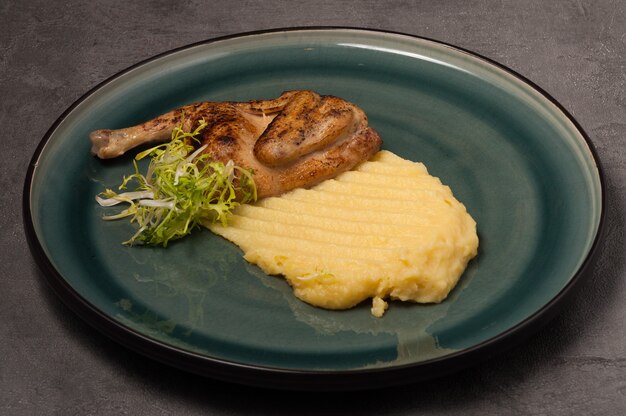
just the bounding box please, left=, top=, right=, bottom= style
left=271, top=126, right=290, bottom=139
left=217, top=135, right=235, bottom=145
left=327, top=108, right=344, bottom=118
left=144, top=115, right=173, bottom=131
left=294, top=129, right=306, bottom=146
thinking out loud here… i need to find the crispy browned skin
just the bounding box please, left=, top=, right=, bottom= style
left=90, top=90, right=382, bottom=198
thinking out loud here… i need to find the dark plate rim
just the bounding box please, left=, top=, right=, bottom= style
left=22, top=26, right=607, bottom=391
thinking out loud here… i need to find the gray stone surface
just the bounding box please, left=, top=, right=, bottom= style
left=2, top=0, right=625, bottom=414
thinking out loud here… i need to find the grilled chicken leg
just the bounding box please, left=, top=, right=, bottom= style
left=90, top=90, right=382, bottom=198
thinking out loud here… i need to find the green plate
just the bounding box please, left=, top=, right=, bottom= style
left=24, top=28, right=605, bottom=390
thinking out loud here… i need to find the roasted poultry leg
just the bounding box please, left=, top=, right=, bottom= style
left=90, top=90, right=382, bottom=198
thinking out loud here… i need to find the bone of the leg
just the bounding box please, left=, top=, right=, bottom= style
left=89, top=104, right=197, bottom=159
left=90, top=126, right=174, bottom=159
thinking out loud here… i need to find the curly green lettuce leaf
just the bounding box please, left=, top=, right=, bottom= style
left=96, top=120, right=256, bottom=247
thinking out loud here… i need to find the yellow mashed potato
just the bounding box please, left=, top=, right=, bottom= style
left=207, top=150, right=478, bottom=317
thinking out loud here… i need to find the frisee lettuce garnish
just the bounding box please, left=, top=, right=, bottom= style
left=96, top=120, right=256, bottom=247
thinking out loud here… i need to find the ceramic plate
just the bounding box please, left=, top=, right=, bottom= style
left=24, top=28, right=605, bottom=390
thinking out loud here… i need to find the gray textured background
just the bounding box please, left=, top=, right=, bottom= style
left=2, top=0, right=626, bottom=414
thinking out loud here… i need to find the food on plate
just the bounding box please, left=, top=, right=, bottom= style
left=91, top=90, right=382, bottom=198
left=207, top=150, right=479, bottom=317
left=93, top=91, right=478, bottom=317
left=93, top=90, right=381, bottom=246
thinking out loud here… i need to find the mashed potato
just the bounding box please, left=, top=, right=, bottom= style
left=207, top=150, right=478, bottom=317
